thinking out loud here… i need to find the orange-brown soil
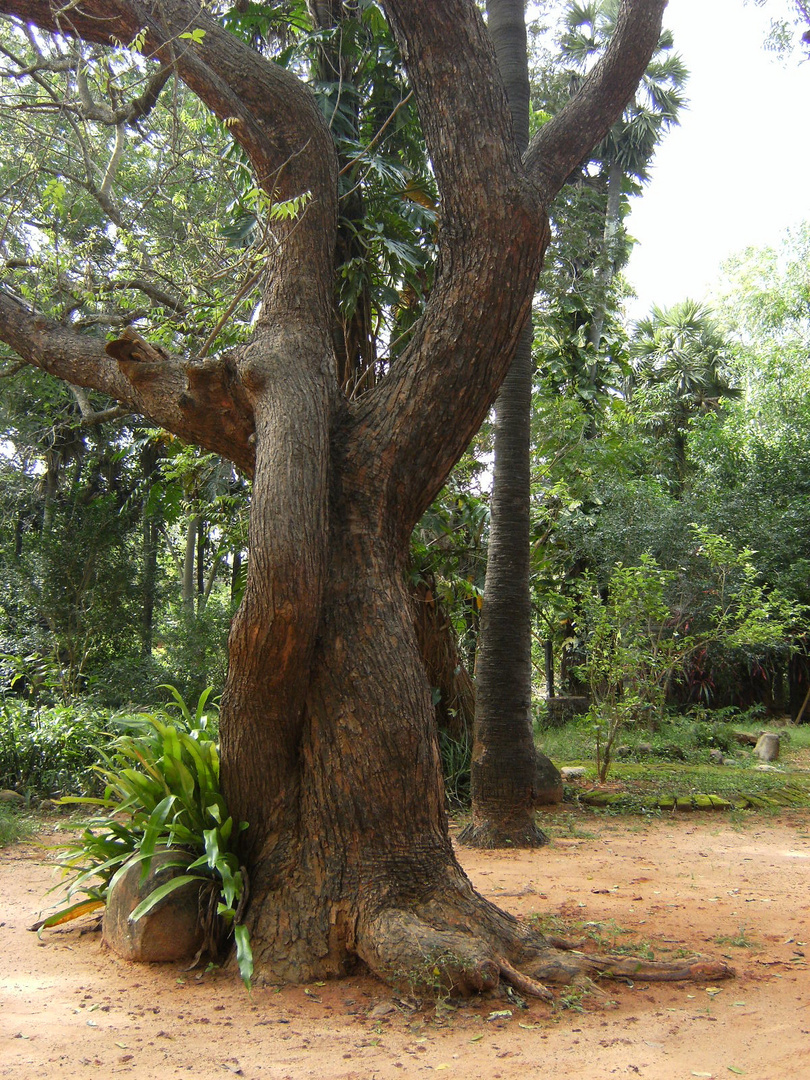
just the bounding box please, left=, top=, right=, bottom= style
left=2, top=810, right=809, bottom=1080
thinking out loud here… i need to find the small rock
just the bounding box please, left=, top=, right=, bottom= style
left=754, top=732, right=780, bottom=762
left=368, top=1002, right=397, bottom=1019
left=733, top=731, right=759, bottom=747
left=754, top=763, right=782, bottom=772
left=103, top=849, right=206, bottom=963
left=637, top=742, right=653, bottom=755
left=0, top=790, right=24, bottom=804
left=560, top=767, right=586, bottom=780
left=709, top=749, right=725, bottom=765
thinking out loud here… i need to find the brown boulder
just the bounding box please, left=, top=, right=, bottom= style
left=103, top=849, right=206, bottom=962
left=535, top=755, right=564, bottom=805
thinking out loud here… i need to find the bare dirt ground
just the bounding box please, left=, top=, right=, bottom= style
left=2, top=809, right=809, bottom=1080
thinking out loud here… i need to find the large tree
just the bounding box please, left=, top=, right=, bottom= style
left=0, top=0, right=726, bottom=996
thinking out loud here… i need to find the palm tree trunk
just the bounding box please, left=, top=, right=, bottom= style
left=587, top=155, right=624, bottom=351
left=460, top=0, right=561, bottom=849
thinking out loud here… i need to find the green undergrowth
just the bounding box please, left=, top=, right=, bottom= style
left=40, top=687, right=253, bottom=987
left=0, top=805, right=35, bottom=847
left=560, top=760, right=810, bottom=813
left=538, top=710, right=810, bottom=814
left=539, top=710, right=810, bottom=765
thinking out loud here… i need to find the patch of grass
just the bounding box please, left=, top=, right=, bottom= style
left=555, top=984, right=588, bottom=1012
left=579, top=919, right=633, bottom=951
left=604, top=760, right=810, bottom=807
left=536, top=721, right=593, bottom=763
left=541, top=710, right=810, bottom=815
left=715, top=926, right=758, bottom=950
left=527, top=911, right=569, bottom=936
left=543, top=814, right=598, bottom=841
left=0, top=806, right=35, bottom=847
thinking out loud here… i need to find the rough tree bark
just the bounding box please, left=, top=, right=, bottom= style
left=0, top=0, right=730, bottom=997
left=461, top=0, right=561, bottom=852
left=412, top=577, right=476, bottom=738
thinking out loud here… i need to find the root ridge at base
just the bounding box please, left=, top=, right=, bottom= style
left=356, top=901, right=734, bottom=1003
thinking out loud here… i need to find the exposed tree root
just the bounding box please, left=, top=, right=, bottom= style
left=357, top=894, right=734, bottom=1003
left=494, top=955, right=554, bottom=1002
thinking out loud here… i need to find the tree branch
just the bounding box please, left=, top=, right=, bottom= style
left=103, top=278, right=187, bottom=315
left=343, top=0, right=666, bottom=544
left=0, top=0, right=336, bottom=205
left=0, top=287, right=256, bottom=472
left=68, top=383, right=131, bottom=425
left=524, top=0, right=667, bottom=202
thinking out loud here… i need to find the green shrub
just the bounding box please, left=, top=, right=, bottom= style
left=155, top=602, right=231, bottom=704
left=0, top=805, right=35, bottom=847
left=49, top=687, right=252, bottom=986
left=690, top=720, right=738, bottom=754
left=0, top=697, right=112, bottom=798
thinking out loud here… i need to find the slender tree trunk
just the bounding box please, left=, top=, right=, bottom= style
left=142, top=516, right=157, bottom=656
left=587, top=155, right=624, bottom=351
left=42, top=452, right=58, bottom=532
left=230, top=548, right=243, bottom=606
left=196, top=517, right=205, bottom=605
left=545, top=639, right=555, bottom=699
left=182, top=515, right=199, bottom=612
left=461, top=0, right=561, bottom=849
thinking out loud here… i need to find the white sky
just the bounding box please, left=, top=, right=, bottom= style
left=623, top=0, right=810, bottom=319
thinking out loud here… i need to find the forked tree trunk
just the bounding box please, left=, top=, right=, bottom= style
left=0, top=0, right=728, bottom=998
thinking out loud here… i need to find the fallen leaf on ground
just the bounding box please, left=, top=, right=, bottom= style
left=486, top=1009, right=512, bottom=1021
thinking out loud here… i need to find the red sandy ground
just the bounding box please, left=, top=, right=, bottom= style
left=2, top=810, right=809, bottom=1080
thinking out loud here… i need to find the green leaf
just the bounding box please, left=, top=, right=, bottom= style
left=234, top=923, right=253, bottom=988
left=129, top=875, right=200, bottom=922
left=139, top=794, right=176, bottom=880
left=179, top=28, right=206, bottom=44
